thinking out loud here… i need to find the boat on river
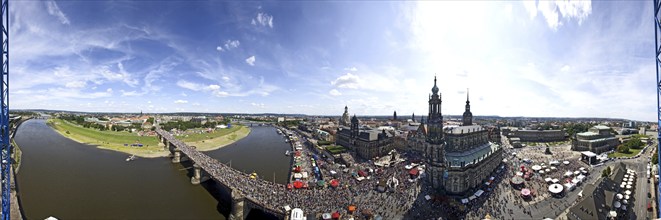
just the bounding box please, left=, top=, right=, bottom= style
left=126, top=155, right=136, bottom=162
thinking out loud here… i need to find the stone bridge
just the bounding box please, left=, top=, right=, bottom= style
left=155, top=128, right=290, bottom=220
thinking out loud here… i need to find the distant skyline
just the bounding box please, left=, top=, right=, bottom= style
left=10, top=1, right=656, bottom=121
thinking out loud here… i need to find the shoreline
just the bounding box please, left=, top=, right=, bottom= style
left=178, top=126, right=251, bottom=152
left=46, top=119, right=250, bottom=158
left=48, top=119, right=168, bottom=158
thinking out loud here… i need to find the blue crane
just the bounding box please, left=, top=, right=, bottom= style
left=0, top=0, right=8, bottom=218
left=655, top=0, right=661, bottom=217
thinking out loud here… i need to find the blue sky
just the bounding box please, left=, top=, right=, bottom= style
left=10, top=1, right=656, bottom=121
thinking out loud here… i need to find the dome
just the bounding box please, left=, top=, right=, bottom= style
left=431, top=76, right=439, bottom=94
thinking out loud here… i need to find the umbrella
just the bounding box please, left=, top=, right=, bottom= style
left=563, top=161, right=569, bottom=165
left=293, top=180, right=303, bottom=189
left=549, top=184, right=564, bottom=194
left=532, top=165, right=542, bottom=171
left=521, top=188, right=531, bottom=196
left=322, top=213, right=332, bottom=220
left=317, top=180, right=326, bottom=187
left=614, top=201, right=621, bottom=208
left=332, top=212, right=340, bottom=219
left=625, top=195, right=630, bottom=200
left=330, top=179, right=340, bottom=188
left=348, top=205, right=357, bottom=213
left=623, top=199, right=628, bottom=204
left=616, top=193, right=623, bottom=200
left=625, top=190, right=632, bottom=195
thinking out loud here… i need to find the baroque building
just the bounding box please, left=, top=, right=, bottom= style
left=339, top=106, right=350, bottom=126
left=412, top=77, right=503, bottom=195
left=335, top=112, right=395, bottom=160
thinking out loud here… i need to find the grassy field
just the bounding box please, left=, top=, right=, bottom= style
left=178, top=126, right=250, bottom=151
left=325, top=145, right=347, bottom=154
left=608, top=148, right=642, bottom=158
left=47, top=119, right=167, bottom=158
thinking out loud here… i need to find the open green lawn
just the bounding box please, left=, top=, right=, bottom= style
left=176, top=126, right=243, bottom=142
left=608, top=148, right=642, bottom=158
left=325, top=145, right=347, bottom=154
left=178, top=126, right=250, bottom=151
left=48, top=119, right=165, bottom=157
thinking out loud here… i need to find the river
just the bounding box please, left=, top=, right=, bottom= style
left=14, top=119, right=291, bottom=219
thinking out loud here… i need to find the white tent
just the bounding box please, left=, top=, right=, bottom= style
left=469, top=195, right=477, bottom=201
left=545, top=178, right=553, bottom=183
left=475, top=190, right=484, bottom=197
left=552, top=178, right=559, bottom=183
left=563, top=161, right=570, bottom=165
left=425, top=195, right=432, bottom=200
left=564, top=171, right=573, bottom=177
left=461, top=198, right=469, bottom=204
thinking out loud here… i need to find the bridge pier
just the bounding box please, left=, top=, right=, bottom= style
left=191, top=163, right=202, bottom=184
left=172, top=149, right=181, bottom=163
left=229, top=191, right=246, bottom=220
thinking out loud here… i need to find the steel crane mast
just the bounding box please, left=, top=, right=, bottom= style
left=654, top=0, right=661, bottom=216
left=0, top=0, right=8, bottom=218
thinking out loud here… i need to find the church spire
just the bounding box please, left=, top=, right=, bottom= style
left=462, top=88, right=473, bottom=126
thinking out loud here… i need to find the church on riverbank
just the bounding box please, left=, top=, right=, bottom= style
left=412, top=77, right=503, bottom=195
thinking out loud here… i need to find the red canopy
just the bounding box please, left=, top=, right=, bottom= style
left=358, top=170, right=367, bottom=177
left=409, top=168, right=419, bottom=176
left=295, top=151, right=301, bottom=157
left=293, top=181, right=303, bottom=189
left=332, top=212, right=340, bottom=219
left=330, top=179, right=340, bottom=188
left=294, top=166, right=302, bottom=173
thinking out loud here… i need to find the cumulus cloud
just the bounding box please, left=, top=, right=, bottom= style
left=329, top=89, right=342, bottom=96
left=344, top=67, right=358, bottom=72
left=217, top=40, right=240, bottom=52
left=331, top=73, right=361, bottom=89
left=251, top=102, right=265, bottom=108
left=174, top=100, right=188, bottom=104
left=45, top=0, right=70, bottom=25
left=246, top=56, right=256, bottom=66
left=251, top=12, right=274, bottom=28
left=523, top=0, right=592, bottom=30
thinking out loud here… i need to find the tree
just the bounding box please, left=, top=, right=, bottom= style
left=544, top=146, right=552, bottom=155
left=617, top=145, right=630, bottom=154
left=653, top=153, right=658, bottom=165
left=602, top=166, right=611, bottom=177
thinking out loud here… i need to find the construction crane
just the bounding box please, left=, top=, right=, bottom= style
left=654, top=0, right=661, bottom=216
left=0, top=0, right=8, bottom=218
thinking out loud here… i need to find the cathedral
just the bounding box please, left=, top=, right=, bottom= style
left=413, top=77, right=503, bottom=195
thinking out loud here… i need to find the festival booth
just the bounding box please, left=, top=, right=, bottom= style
left=549, top=184, right=564, bottom=197
left=330, top=179, right=340, bottom=188
left=510, top=176, right=525, bottom=189
left=409, top=168, right=419, bottom=179
left=521, top=188, right=531, bottom=199
left=293, top=180, right=304, bottom=189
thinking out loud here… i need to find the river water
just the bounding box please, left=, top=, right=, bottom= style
left=15, top=119, right=291, bottom=219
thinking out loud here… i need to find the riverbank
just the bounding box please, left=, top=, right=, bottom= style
left=176, top=126, right=251, bottom=151
left=47, top=119, right=168, bottom=158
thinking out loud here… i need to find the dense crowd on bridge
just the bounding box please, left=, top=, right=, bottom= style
left=156, top=128, right=426, bottom=219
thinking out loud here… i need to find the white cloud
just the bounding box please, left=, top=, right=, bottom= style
left=329, top=89, right=342, bottom=96
left=174, top=100, right=188, bottom=104
left=120, top=90, right=142, bottom=97
left=176, top=80, right=203, bottom=91
left=65, top=81, right=85, bottom=89
left=331, top=73, right=361, bottom=89
left=246, top=56, right=256, bottom=66
left=225, top=40, right=240, bottom=49
left=251, top=102, right=265, bottom=108
left=523, top=1, right=592, bottom=30
left=344, top=67, right=358, bottom=72
left=251, top=12, right=274, bottom=28
left=222, top=76, right=230, bottom=82
left=216, top=46, right=224, bottom=52
left=561, top=65, right=570, bottom=72
left=45, top=0, right=70, bottom=25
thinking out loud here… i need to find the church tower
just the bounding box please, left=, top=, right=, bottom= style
left=350, top=114, right=359, bottom=139
left=462, top=89, right=473, bottom=126
left=426, top=76, right=444, bottom=144
left=425, top=76, right=447, bottom=190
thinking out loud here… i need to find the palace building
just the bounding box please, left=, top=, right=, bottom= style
left=571, top=125, right=619, bottom=154
left=413, top=77, right=503, bottom=195
left=335, top=108, right=395, bottom=160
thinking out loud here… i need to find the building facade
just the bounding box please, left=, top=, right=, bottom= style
left=415, top=77, right=503, bottom=195
left=571, top=125, right=619, bottom=154
left=512, top=130, right=567, bottom=142
left=335, top=113, right=395, bottom=160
